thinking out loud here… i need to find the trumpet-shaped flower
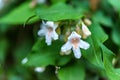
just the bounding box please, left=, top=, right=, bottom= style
left=82, top=22, right=91, bottom=38
left=38, top=21, right=58, bottom=45
left=61, top=31, right=90, bottom=59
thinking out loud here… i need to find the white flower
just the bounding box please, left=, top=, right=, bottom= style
left=37, top=0, right=46, bottom=4
left=34, top=67, right=45, bottom=73
left=83, top=18, right=92, bottom=26
left=61, top=31, right=90, bottom=59
left=21, top=57, right=28, bottom=64
left=38, top=21, right=59, bottom=46
left=82, top=22, right=91, bottom=38
left=55, top=66, right=60, bottom=74
left=0, top=0, right=4, bottom=10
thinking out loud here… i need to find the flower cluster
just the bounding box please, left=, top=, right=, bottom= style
left=38, top=20, right=91, bottom=59
left=61, top=31, right=90, bottom=59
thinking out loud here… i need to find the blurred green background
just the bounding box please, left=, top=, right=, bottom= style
left=0, top=0, right=120, bottom=80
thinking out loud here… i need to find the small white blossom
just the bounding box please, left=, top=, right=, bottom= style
left=61, top=31, right=90, bottom=59
left=55, top=66, right=60, bottom=74
left=34, top=67, right=45, bottom=73
left=21, top=57, right=28, bottom=64
left=37, top=0, right=46, bottom=4
left=84, top=18, right=92, bottom=26
left=0, top=0, right=4, bottom=10
left=82, top=22, right=91, bottom=38
left=38, top=21, right=59, bottom=46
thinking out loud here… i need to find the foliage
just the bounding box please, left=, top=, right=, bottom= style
left=0, top=0, right=120, bottom=80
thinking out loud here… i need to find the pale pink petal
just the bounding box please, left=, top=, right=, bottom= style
left=45, top=33, right=52, bottom=46
left=46, top=21, right=54, bottom=27
left=38, top=29, right=45, bottom=36
left=37, top=0, right=46, bottom=4
left=52, top=31, right=58, bottom=40
left=82, top=22, right=91, bottom=36
left=68, top=31, right=81, bottom=40
left=79, top=40, right=90, bottom=50
left=72, top=47, right=81, bottom=59
left=38, top=24, right=46, bottom=36
left=61, top=41, right=72, bottom=52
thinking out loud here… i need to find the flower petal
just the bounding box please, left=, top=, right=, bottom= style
left=68, top=31, right=81, bottom=40
left=54, top=23, right=58, bottom=29
left=45, top=33, right=52, bottom=46
left=34, top=67, right=45, bottom=73
left=38, top=29, right=45, bottom=36
left=38, top=24, right=46, bottom=36
left=79, top=40, right=90, bottom=50
left=0, top=0, right=4, bottom=10
left=37, top=0, right=46, bottom=4
left=46, top=21, right=54, bottom=27
left=72, top=47, right=81, bottom=59
left=21, top=57, right=28, bottom=64
left=61, top=41, right=72, bottom=52
left=45, top=21, right=58, bottom=29
left=82, top=22, right=91, bottom=36
left=52, top=31, right=58, bottom=40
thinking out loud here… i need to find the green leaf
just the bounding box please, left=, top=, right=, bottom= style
left=71, top=0, right=90, bottom=13
left=8, top=72, right=23, bottom=80
left=25, top=39, right=64, bottom=67
left=111, top=27, right=120, bottom=46
left=0, top=38, right=8, bottom=63
left=82, top=36, right=104, bottom=69
left=56, top=55, right=71, bottom=66
left=115, top=69, right=120, bottom=74
left=92, top=11, right=113, bottom=27
left=82, top=23, right=108, bottom=69
left=37, top=66, right=58, bottom=80
left=108, top=0, right=120, bottom=13
left=89, top=23, right=108, bottom=43
left=0, top=24, right=11, bottom=33
left=100, top=43, right=120, bottom=80
left=0, top=2, right=39, bottom=24
left=51, top=0, right=67, bottom=4
left=26, top=52, right=57, bottom=67
left=58, top=63, right=85, bottom=80
left=13, top=38, right=33, bottom=63
left=36, top=2, right=84, bottom=21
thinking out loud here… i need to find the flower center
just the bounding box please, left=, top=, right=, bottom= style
left=47, top=27, right=53, bottom=36
left=70, top=38, right=80, bottom=49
